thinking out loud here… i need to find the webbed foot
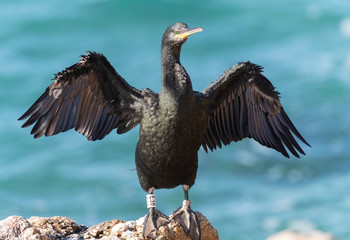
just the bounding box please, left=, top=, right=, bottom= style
left=142, top=191, right=169, bottom=239
left=171, top=201, right=201, bottom=240
left=142, top=207, right=169, bottom=239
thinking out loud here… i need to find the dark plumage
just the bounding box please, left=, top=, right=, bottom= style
left=19, top=22, right=310, bottom=240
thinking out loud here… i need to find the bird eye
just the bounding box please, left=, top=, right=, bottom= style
left=174, top=31, right=180, bottom=35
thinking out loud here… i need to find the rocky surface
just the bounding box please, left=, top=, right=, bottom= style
left=0, top=212, right=219, bottom=240
left=267, top=230, right=335, bottom=240
left=0, top=214, right=336, bottom=240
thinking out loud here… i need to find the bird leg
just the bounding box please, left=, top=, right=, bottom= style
left=142, top=188, right=169, bottom=239
left=170, top=185, right=201, bottom=240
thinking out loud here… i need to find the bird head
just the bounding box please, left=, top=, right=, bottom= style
left=162, top=22, right=203, bottom=48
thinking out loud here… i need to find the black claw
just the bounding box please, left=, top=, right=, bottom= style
left=142, top=208, right=169, bottom=239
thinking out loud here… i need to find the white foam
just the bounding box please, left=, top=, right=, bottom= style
left=340, top=17, right=350, bottom=37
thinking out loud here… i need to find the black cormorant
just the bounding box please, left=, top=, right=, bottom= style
left=19, top=22, right=310, bottom=240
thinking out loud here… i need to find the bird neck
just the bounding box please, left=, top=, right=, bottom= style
left=160, top=44, right=193, bottom=101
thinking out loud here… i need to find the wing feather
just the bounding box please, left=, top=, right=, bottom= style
left=19, top=51, right=144, bottom=141
left=209, top=118, right=221, bottom=149
left=201, top=62, right=310, bottom=158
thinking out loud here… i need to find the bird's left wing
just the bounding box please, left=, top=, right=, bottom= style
left=19, top=51, right=144, bottom=140
left=201, top=62, right=310, bottom=158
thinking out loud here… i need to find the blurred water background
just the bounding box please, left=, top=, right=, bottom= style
left=1, top=0, right=350, bottom=239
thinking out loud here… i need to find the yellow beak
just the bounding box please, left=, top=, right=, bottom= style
left=175, top=27, right=203, bottom=39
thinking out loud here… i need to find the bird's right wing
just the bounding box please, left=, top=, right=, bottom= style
left=19, top=51, right=144, bottom=140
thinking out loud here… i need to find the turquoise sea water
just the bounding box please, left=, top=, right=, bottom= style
left=1, top=0, right=350, bottom=239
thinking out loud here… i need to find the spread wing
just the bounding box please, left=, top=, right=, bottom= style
left=19, top=51, right=144, bottom=140
left=201, top=62, right=310, bottom=158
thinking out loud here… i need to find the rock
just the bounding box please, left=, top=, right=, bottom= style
left=28, top=216, right=86, bottom=239
left=267, top=230, right=335, bottom=240
left=0, top=216, right=42, bottom=240
left=0, top=215, right=87, bottom=240
left=0, top=212, right=218, bottom=240
left=83, top=219, right=125, bottom=239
